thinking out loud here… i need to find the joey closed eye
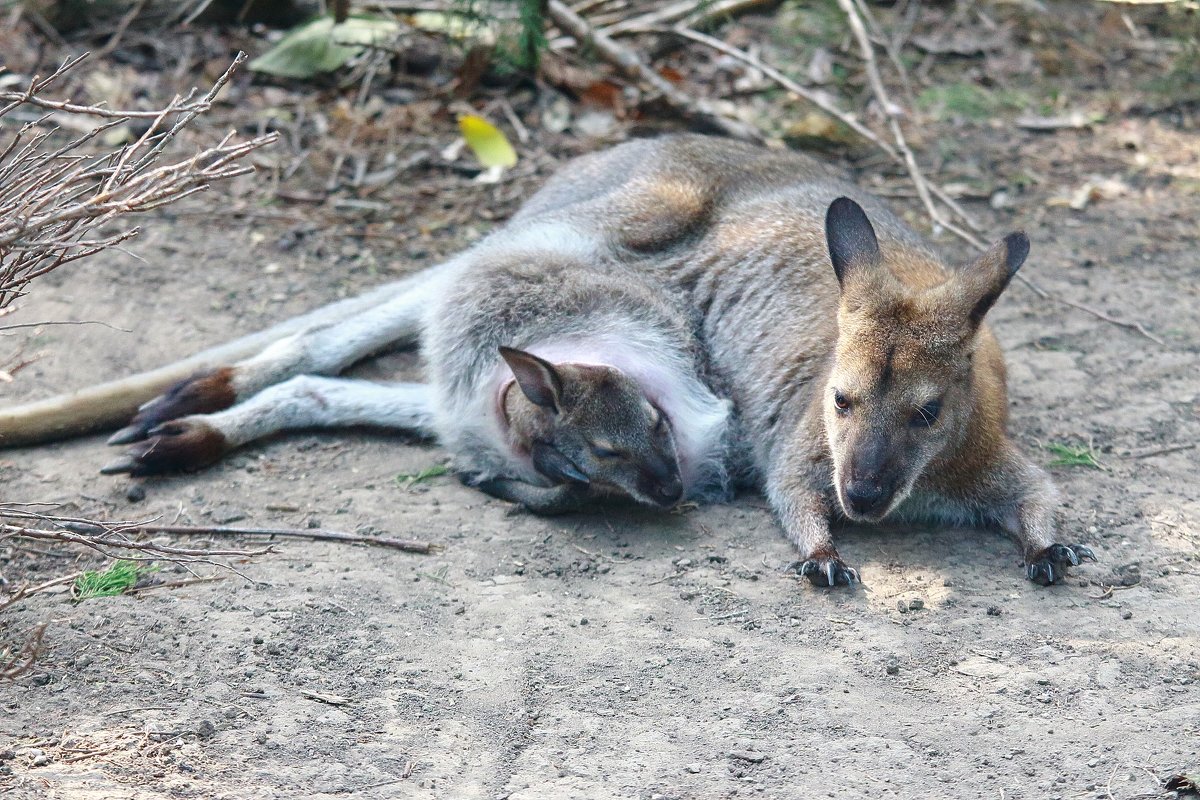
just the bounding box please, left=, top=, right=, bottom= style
left=910, top=400, right=942, bottom=428
left=590, top=442, right=622, bottom=459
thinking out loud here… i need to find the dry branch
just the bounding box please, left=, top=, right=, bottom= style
left=0, top=52, right=277, bottom=313
left=547, top=0, right=762, bottom=143
left=57, top=521, right=441, bottom=554
left=1, top=624, right=46, bottom=681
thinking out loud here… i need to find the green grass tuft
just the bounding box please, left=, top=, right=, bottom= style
left=73, top=560, right=152, bottom=601
left=916, top=83, right=1029, bottom=121
left=1045, top=442, right=1101, bottom=470
left=396, top=464, right=451, bottom=490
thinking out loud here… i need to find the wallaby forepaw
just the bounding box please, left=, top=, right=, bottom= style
left=787, top=555, right=860, bottom=588
left=100, top=420, right=227, bottom=476
left=108, top=368, right=236, bottom=445
left=1025, top=543, right=1096, bottom=586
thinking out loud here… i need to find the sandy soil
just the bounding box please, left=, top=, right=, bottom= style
left=2, top=116, right=1198, bottom=798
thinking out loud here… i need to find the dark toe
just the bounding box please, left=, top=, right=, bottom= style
left=1025, top=543, right=1096, bottom=586
left=787, top=557, right=859, bottom=588
left=108, top=368, right=236, bottom=446
left=99, top=420, right=227, bottom=477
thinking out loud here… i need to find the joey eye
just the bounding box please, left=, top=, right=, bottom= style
left=590, top=443, right=621, bottom=459
left=910, top=400, right=942, bottom=428
left=833, top=391, right=852, bottom=414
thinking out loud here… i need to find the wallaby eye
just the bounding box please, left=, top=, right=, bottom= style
left=833, top=391, right=852, bottom=414
left=910, top=400, right=942, bottom=428
left=590, top=443, right=621, bottom=459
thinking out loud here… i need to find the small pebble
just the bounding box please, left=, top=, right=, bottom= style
left=210, top=506, right=247, bottom=525
left=896, top=600, right=909, bottom=614
left=909, top=598, right=925, bottom=611
left=1121, top=610, right=1133, bottom=620
left=987, top=606, right=1003, bottom=616
left=886, top=662, right=900, bottom=675
left=125, top=484, right=146, bottom=503
left=686, top=763, right=702, bottom=774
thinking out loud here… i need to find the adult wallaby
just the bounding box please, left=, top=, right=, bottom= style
left=1, top=134, right=1091, bottom=586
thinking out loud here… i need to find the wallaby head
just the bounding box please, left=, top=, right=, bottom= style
left=821, top=197, right=1029, bottom=522
left=498, top=347, right=684, bottom=508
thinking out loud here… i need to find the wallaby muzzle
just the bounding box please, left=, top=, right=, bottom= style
left=637, top=456, right=684, bottom=508
left=839, top=433, right=903, bottom=521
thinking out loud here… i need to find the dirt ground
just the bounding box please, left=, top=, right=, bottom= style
left=3, top=6, right=1200, bottom=799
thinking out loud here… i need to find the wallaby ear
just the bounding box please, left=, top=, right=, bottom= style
left=825, top=197, right=881, bottom=287
left=499, top=347, right=564, bottom=412
left=530, top=441, right=589, bottom=485
left=961, top=232, right=1030, bottom=327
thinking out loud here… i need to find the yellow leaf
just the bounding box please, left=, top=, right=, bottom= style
left=458, top=115, right=517, bottom=169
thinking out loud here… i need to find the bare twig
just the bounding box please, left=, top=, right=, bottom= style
left=3, top=524, right=272, bottom=559
left=0, top=52, right=277, bottom=311
left=836, top=0, right=981, bottom=247
left=95, top=0, right=152, bottom=57
left=1, top=624, right=47, bottom=681
left=599, top=0, right=775, bottom=38
left=547, top=0, right=762, bottom=143
left=62, top=522, right=442, bottom=554
left=1123, top=442, right=1197, bottom=459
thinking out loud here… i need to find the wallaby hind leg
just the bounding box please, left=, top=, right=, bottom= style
left=102, top=376, right=435, bottom=476
left=109, top=259, right=465, bottom=445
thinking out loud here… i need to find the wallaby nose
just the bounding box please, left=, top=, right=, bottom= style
left=845, top=480, right=888, bottom=516
left=655, top=478, right=684, bottom=507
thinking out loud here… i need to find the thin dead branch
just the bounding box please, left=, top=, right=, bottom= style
left=836, top=0, right=981, bottom=249
left=56, top=521, right=441, bottom=554
left=1, top=624, right=47, bottom=681
left=0, top=52, right=277, bottom=312
left=547, top=0, right=762, bottom=143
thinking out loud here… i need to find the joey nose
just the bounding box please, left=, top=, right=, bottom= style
left=656, top=478, right=684, bottom=506
left=845, top=480, right=888, bottom=516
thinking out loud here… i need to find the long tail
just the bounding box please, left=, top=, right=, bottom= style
left=0, top=264, right=453, bottom=449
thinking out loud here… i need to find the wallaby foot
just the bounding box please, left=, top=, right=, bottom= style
left=101, top=419, right=228, bottom=476
left=108, top=368, right=236, bottom=445
left=786, top=548, right=860, bottom=587
left=104, top=377, right=435, bottom=476
left=471, top=476, right=590, bottom=515
left=1024, top=543, right=1096, bottom=586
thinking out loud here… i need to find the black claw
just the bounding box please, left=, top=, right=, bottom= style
left=99, top=455, right=139, bottom=475
left=786, top=557, right=859, bottom=588
left=106, top=424, right=146, bottom=446
left=1025, top=543, right=1096, bottom=586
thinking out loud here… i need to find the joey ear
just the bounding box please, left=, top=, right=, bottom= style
left=961, top=232, right=1030, bottom=327
left=499, top=347, right=564, bottom=412
left=530, top=442, right=589, bottom=485
left=825, top=197, right=881, bottom=288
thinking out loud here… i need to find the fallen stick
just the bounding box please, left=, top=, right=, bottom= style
left=600, top=0, right=775, bottom=38
left=59, top=522, right=441, bottom=554
left=546, top=0, right=762, bottom=143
